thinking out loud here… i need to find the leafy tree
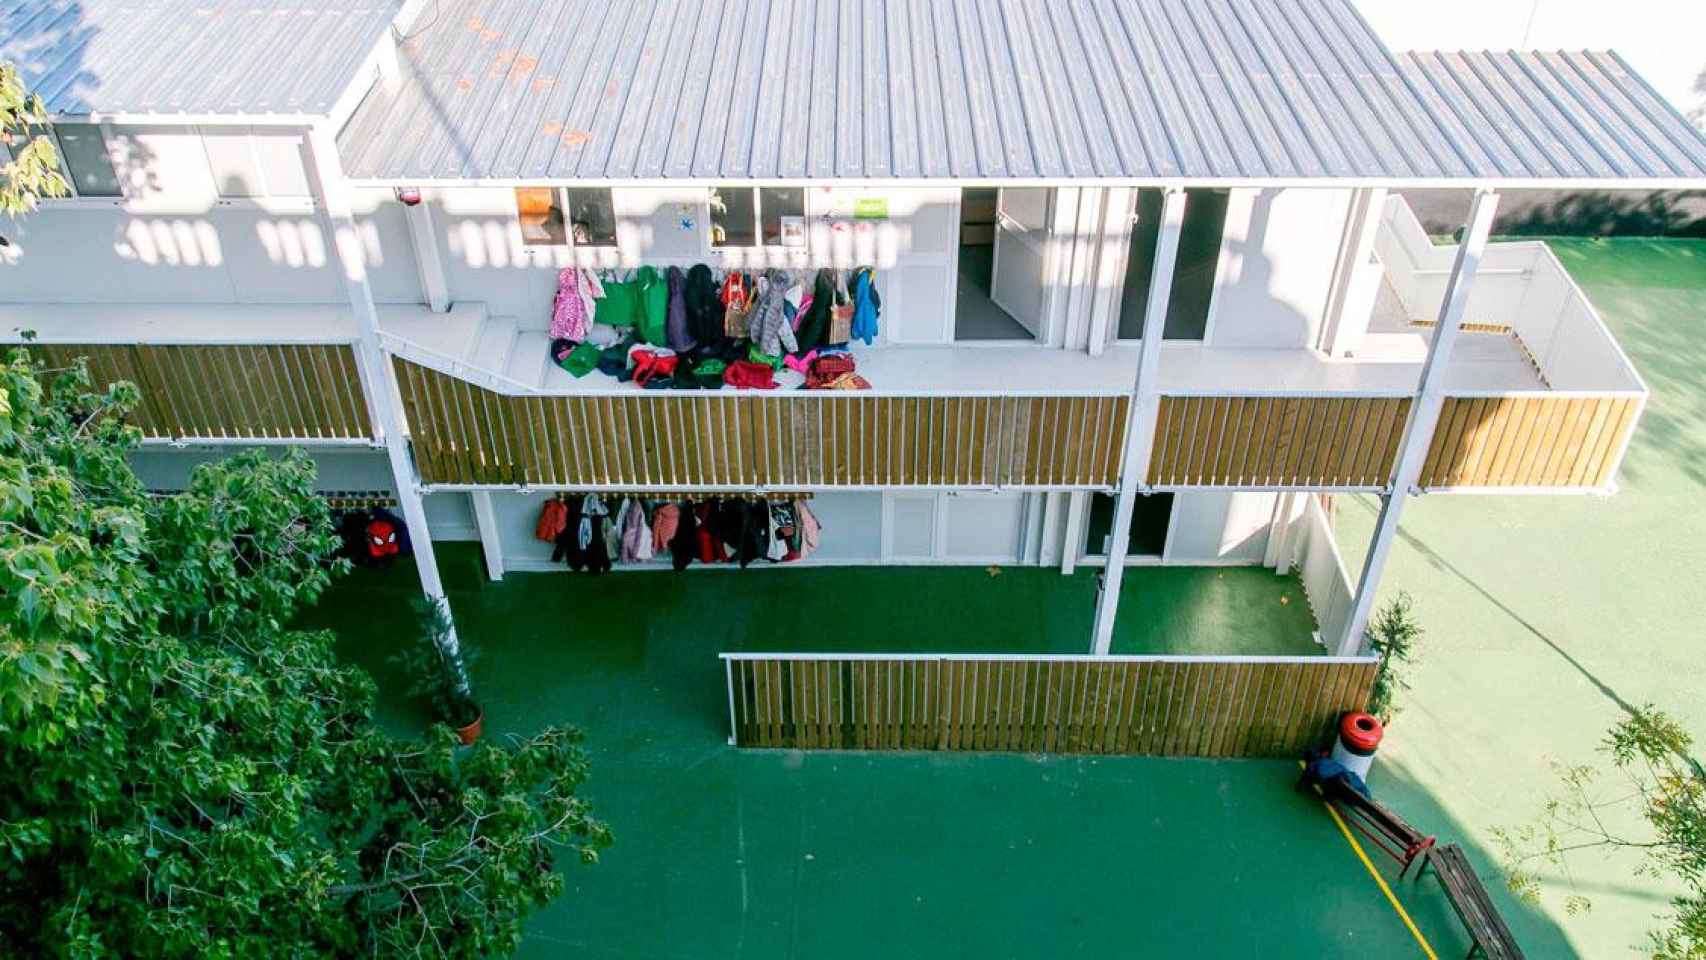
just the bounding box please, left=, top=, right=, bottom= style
left=1497, top=707, right=1705, bottom=959
left=1365, top=592, right=1422, bottom=723
left=0, top=352, right=610, bottom=957
left=1, top=62, right=70, bottom=214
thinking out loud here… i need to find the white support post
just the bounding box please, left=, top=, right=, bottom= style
left=307, top=124, right=465, bottom=681
left=1091, top=188, right=1188, bottom=656
left=404, top=197, right=450, bottom=313
left=1086, top=187, right=1135, bottom=357
left=470, top=491, right=504, bottom=581
left=1335, top=189, right=1501, bottom=656
left=1318, top=187, right=1388, bottom=358
left=1060, top=492, right=1087, bottom=575
left=1062, top=188, right=1106, bottom=351
left=1268, top=492, right=1299, bottom=575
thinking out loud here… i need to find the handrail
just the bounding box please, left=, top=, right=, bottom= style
left=378, top=328, right=542, bottom=396
left=718, top=651, right=1375, bottom=664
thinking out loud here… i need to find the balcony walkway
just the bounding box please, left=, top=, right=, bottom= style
left=301, top=546, right=1490, bottom=958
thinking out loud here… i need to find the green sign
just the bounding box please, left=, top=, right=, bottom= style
left=853, top=197, right=889, bottom=220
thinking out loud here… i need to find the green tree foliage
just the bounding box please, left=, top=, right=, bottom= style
left=1497, top=707, right=1706, bottom=959
left=0, top=353, right=610, bottom=957
left=1365, top=592, right=1421, bottom=723
left=1, top=63, right=70, bottom=215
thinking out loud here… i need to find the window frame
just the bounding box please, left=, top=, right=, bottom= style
left=513, top=186, right=620, bottom=249
left=1112, top=187, right=1231, bottom=345
left=705, top=186, right=807, bottom=251
left=48, top=121, right=125, bottom=200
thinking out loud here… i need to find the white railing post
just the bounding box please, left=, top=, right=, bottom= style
left=1335, top=189, right=1501, bottom=656
left=307, top=123, right=464, bottom=675
left=1091, top=188, right=1187, bottom=656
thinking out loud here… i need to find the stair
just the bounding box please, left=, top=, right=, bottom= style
left=376, top=302, right=540, bottom=394
left=506, top=330, right=551, bottom=389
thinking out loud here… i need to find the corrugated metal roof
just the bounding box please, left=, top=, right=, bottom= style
left=1, top=0, right=402, bottom=118
left=335, top=0, right=1706, bottom=185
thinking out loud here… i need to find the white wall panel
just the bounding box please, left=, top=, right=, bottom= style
left=1209, top=188, right=1352, bottom=349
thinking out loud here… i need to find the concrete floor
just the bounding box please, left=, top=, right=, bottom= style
left=306, top=552, right=1452, bottom=958
left=954, top=244, right=1034, bottom=341
left=1334, top=238, right=1706, bottom=958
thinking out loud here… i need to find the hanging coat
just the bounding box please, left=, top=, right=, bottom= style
left=794, top=268, right=836, bottom=352
left=849, top=267, right=881, bottom=345
left=685, top=264, right=726, bottom=346
left=664, top=266, right=695, bottom=353
left=747, top=269, right=799, bottom=357
left=652, top=502, right=681, bottom=554
left=551, top=496, right=586, bottom=570
left=550, top=267, right=603, bottom=341
left=797, top=501, right=821, bottom=559
left=670, top=501, right=698, bottom=571
left=622, top=499, right=655, bottom=563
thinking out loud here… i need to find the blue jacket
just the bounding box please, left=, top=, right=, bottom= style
left=849, top=267, right=881, bottom=345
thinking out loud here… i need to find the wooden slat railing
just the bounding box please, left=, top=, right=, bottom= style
left=723, top=654, right=1376, bottom=758
left=1148, top=395, right=1411, bottom=489
left=1419, top=394, right=1643, bottom=489
left=33, top=343, right=373, bottom=442
left=395, top=358, right=1128, bottom=488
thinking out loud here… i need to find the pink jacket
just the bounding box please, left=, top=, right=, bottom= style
left=550, top=268, right=604, bottom=341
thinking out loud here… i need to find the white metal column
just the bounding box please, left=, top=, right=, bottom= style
left=470, top=491, right=504, bottom=581
left=307, top=124, right=465, bottom=678
left=1091, top=188, right=1187, bottom=656
left=404, top=196, right=451, bottom=313
left=1318, top=187, right=1388, bottom=358
left=1334, top=189, right=1501, bottom=656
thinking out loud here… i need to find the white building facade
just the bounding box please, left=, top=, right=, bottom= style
left=2, top=0, right=1691, bottom=661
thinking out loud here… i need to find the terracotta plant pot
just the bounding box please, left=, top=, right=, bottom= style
left=455, top=710, right=484, bottom=745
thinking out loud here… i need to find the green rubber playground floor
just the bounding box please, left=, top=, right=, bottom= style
left=294, top=237, right=1706, bottom=958
left=306, top=555, right=1471, bottom=958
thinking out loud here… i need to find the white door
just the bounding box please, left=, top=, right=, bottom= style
left=990, top=188, right=1052, bottom=337
left=883, top=492, right=1024, bottom=564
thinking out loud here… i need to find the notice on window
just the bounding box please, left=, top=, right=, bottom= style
left=778, top=215, right=807, bottom=247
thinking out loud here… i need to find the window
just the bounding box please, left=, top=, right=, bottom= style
left=515, top=187, right=566, bottom=245
left=563, top=187, right=617, bottom=246
left=55, top=124, right=121, bottom=197
left=710, top=187, right=805, bottom=247
left=515, top=187, right=617, bottom=247
left=1117, top=188, right=1229, bottom=341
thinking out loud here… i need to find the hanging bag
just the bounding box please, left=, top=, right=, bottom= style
left=828, top=270, right=854, bottom=345
left=598, top=268, right=641, bottom=328
left=721, top=272, right=753, bottom=339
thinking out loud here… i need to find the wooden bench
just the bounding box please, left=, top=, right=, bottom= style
left=1421, top=843, right=1525, bottom=959
left=1299, top=764, right=1436, bottom=879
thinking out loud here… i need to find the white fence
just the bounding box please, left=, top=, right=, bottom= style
left=1374, top=196, right=1645, bottom=395
left=1292, top=495, right=1355, bottom=651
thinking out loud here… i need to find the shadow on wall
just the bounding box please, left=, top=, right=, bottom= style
left=1401, top=189, right=1706, bottom=239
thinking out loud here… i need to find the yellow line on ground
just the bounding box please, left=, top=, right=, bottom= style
left=1321, top=793, right=1440, bottom=960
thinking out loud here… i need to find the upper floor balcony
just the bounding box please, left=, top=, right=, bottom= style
left=1142, top=195, right=1645, bottom=495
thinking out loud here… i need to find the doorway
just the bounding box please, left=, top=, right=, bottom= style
left=955, top=188, right=1046, bottom=341
left=1085, top=492, right=1174, bottom=560
left=1117, top=188, right=1230, bottom=342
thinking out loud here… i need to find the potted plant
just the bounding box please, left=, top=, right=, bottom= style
left=391, top=598, right=483, bottom=744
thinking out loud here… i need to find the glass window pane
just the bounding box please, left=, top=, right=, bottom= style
left=252, top=134, right=311, bottom=197
left=1116, top=188, right=1228, bottom=342
left=709, top=187, right=756, bottom=247
left=56, top=124, right=121, bottom=197
left=564, top=187, right=617, bottom=246
left=515, top=187, right=566, bottom=245
left=1165, top=189, right=1228, bottom=341
left=204, top=133, right=261, bottom=197
left=759, top=187, right=804, bottom=245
